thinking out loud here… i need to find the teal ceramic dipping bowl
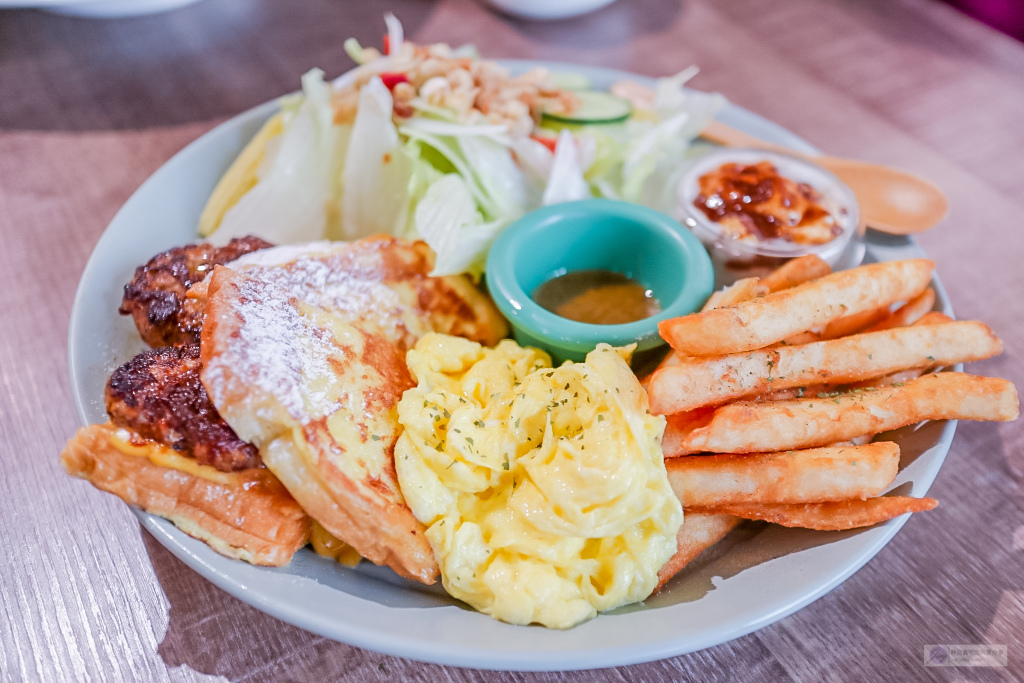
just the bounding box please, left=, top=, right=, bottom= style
left=485, top=199, right=714, bottom=363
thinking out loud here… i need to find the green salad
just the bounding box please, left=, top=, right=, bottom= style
left=201, top=13, right=726, bottom=278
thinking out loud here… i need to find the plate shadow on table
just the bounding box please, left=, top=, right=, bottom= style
left=876, top=421, right=1024, bottom=682
left=494, top=0, right=684, bottom=50
left=141, top=531, right=449, bottom=681
left=142, top=531, right=319, bottom=680
left=143, top=516, right=833, bottom=679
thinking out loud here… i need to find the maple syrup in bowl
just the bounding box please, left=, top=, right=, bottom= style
left=485, top=199, right=712, bottom=364
left=533, top=269, right=661, bottom=326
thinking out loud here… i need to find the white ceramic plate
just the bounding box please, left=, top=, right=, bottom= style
left=68, top=61, right=956, bottom=671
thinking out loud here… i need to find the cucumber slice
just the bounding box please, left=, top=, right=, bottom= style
left=543, top=91, right=633, bottom=125
left=549, top=71, right=592, bottom=91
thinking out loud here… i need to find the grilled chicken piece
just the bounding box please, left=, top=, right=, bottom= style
left=105, top=344, right=260, bottom=472
left=119, top=236, right=272, bottom=347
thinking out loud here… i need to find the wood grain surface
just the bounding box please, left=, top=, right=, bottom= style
left=2, top=0, right=1022, bottom=680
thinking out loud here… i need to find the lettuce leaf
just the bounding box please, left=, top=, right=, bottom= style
left=212, top=68, right=344, bottom=245
left=542, top=130, right=592, bottom=205
left=399, top=126, right=531, bottom=275
left=397, top=138, right=446, bottom=240
left=457, top=134, right=531, bottom=218
left=618, top=73, right=726, bottom=212
left=398, top=123, right=531, bottom=221
left=339, top=76, right=413, bottom=238
left=414, top=174, right=508, bottom=278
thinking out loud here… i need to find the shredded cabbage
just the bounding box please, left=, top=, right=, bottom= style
left=413, top=175, right=508, bottom=278
left=542, top=130, right=592, bottom=206
left=620, top=69, right=727, bottom=212
left=343, top=38, right=373, bottom=66
left=384, top=12, right=404, bottom=55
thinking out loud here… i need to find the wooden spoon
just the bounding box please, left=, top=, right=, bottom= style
left=700, top=120, right=949, bottom=235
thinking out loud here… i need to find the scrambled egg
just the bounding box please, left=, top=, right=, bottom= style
left=395, top=333, right=682, bottom=628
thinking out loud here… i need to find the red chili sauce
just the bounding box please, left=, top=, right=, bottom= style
left=693, top=161, right=841, bottom=244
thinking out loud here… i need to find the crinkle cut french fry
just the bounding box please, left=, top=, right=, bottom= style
left=850, top=367, right=926, bottom=390
left=846, top=313, right=954, bottom=390
left=664, top=372, right=1019, bottom=456
left=826, top=435, right=873, bottom=447
left=700, top=290, right=725, bottom=313
left=663, top=315, right=955, bottom=411
left=713, top=277, right=767, bottom=309
left=914, top=311, right=953, bottom=326
left=654, top=261, right=820, bottom=379
left=648, top=321, right=1003, bottom=415
left=641, top=352, right=680, bottom=390
left=818, top=304, right=891, bottom=339
left=655, top=512, right=741, bottom=591
left=666, top=442, right=899, bottom=507
left=659, top=259, right=935, bottom=356
left=656, top=352, right=683, bottom=371
left=784, top=287, right=937, bottom=346
left=687, top=496, right=938, bottom=531
left=864, top=287, right=937, bottom=333
left=661, top=408, right=715, bottom=458
left=789, top=303, right=891, bottom=345
left=779, top=330, right=823, bottom=347
left=705, top=278, right=757, bottom=311
left=759, top=254, right=832, bottom=293
left=755, top=383, right=831, bottom=402
left=648, top=278, right=767, bottom=382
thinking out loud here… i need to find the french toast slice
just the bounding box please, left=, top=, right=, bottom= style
left=63, top=342, right=309, bottom=567
left=200, top=237, right=507, bottom=584
left=61, top=422, right=310, bottom=567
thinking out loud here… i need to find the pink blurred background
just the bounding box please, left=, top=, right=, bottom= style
left=946, top=0, right=1024, bottom=40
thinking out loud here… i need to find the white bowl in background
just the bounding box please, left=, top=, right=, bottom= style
left=482, top=0, right=617, bottom=20
left=0, top=0, right=206, bottom=18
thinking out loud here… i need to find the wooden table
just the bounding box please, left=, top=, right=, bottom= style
left=3, top=0, right=1023, bottom=680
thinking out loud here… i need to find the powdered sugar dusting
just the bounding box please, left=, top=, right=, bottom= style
left=209, top=240, right=425, bottom=423
left=232, top=241, right=433, bottom=350
left=231, top=272, right=340, bottom=421
left=207, top=238, right=497, bottom=427
left=227, top=241, right=334, bottom=269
